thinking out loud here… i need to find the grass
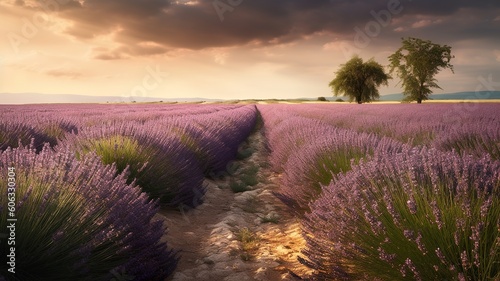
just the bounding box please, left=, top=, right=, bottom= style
left=240, top=163, right=260, bottom=186
left=229, top=180, right=250, bottom=193
left=229, top=162, right=261, bottom=193
left=236, top=146, right=254, bottom=160
left=236, top=227, right=260, bottom=261
left=240, top=173, right=259, bottom=187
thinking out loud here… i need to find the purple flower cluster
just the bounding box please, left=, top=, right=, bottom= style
left=0, top=103, right=258, bottom=280
left=0, top=112, right=76, bottom=151
left=299, top=148, right=500, bottom=280
left=1, top=104, right=257, bottom=208
left=258, top=104, right=405, bottom=214
left=58, top=120, right=207, bottom=208
left=0, top=145, right=178, bottom=280
left=258, top=103, right=500, bottom=280
left=264, top=103, right=500, bottom=151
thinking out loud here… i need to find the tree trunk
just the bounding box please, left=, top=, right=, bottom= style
left=356, top=96, right=362, bottom=104
left=417, top=84, right=424, bottom=104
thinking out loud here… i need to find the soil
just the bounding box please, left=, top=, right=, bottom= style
left=157, top=124, right=313, bottom=281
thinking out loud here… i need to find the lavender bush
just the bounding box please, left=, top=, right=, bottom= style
left=0, top=145, right=178, bottom=281
left=162, top=105, right=257, bottom=174
left=279, top=131, right=404, bottom=215
left=0, top=122, right=40, bottom=151
left=301, top=148, right=500, bottom=280
left=434, top=124, right=500, bottom=160
left=59, top=123, right=205, bottom=208
left=262, top=103, right=500, bottom=148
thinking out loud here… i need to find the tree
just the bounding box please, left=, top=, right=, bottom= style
left=388, top=37, right=454, bottom=103
left=329, top=56, right=390, bottom=104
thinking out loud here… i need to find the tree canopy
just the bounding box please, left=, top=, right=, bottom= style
left=388, top=37, right=454, bottom=103
left=329, top=56, right=390, bottom=104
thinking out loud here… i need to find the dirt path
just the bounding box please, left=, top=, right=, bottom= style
left=158, top=124, right=312, bottom=281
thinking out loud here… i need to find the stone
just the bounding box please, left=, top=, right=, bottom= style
left=254, top=267, right=269, bottom=281
left=207, top=252, right=230, bottom=263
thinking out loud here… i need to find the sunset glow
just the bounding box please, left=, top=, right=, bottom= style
left=0, top=0, right=499, bottom=102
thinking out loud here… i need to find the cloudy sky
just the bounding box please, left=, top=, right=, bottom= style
left=0, top=0, right=499, bottom=101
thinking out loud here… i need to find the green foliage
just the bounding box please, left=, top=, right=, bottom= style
left=230, top=163, right=259, bottom=193
left=240, top=164, right=259, bottom=186
left=303, top=147, right=367, bottom=206
left=76, top=135, right=150, bottom=185
left=302, top=151, right=500, bottom=280
left=329, top=55, right=390, bottom=104
left=74, top=135, right=181, bottom=205
left=335, top=98, right=345, bottom=102
left=237, top=228, right=258, bottom=248
left=38, top=121, right=75, bottom=147
left=0, top=147, right=175, bottom=280
left=229, top=180, right=250, bottom=193
left=236, top=227, right=259, bottom=261
left=317, top=97, right=327, bottom=101
left=236, top=147, right=254, bottom=160
left=240, top=173, right=259, bottom=187
left=350, top=177, right=499, bottom=280
left=0, top=174, right=106, bottom=280
left=439, top=133, right=500, bottom=161
left=388, top=37, right=454, bottom=103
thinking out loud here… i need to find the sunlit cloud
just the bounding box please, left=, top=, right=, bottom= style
left=0, top=0, right=499, bottom=100
left=494, top=50, right=500, bottom=62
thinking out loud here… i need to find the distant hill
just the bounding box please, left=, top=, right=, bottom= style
left=1, top=91, right=499, bottom=104
left=0, top=93, right=222, bottom=104
left=379, top=91, right=500, bottom=101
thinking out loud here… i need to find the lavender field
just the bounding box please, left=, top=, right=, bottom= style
left=1, top=103, right=499, bottom=280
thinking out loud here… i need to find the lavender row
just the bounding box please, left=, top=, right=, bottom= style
left=281, top=103, right=500, bottom=159
left=258, top=104, right=500, bottom=280
left=0, top=104, right=254, bottom=152
left=1, top=104, right=257, bottom=207
left=0, top=104, right=258, bottom=280
left=0, top=146, right=178, bottom=280
left=301, top=148, right=500, bottom=280
left=57, top=105, right=257, bottom=207
left=259, top=105, right=405, bottom=214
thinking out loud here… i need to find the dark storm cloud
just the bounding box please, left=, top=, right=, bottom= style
left=47, top=0, right=500, bottom=57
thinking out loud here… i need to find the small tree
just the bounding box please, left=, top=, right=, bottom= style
left=388, top=37, right=454, bottom=103
left=329, top=56, right=390, bottom=104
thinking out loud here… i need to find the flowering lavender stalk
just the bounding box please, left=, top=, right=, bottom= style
left=259, top=103, right=499, bottom=149
left=258, top=104, right=405, bottom=215
left=433, top=122, right=500, bottom=160
left=0, top=145, right=178, bottom=280
left=58, top=121, right=206, bottom=208
left=301, top=148, right=500, bottom=280
left=278, top=129, right=404, bottom=215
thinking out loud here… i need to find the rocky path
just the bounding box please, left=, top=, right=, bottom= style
left=158, top=124, right=312, bottom=281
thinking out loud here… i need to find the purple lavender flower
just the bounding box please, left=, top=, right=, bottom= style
left=0, top=145, right=178, bottom=280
